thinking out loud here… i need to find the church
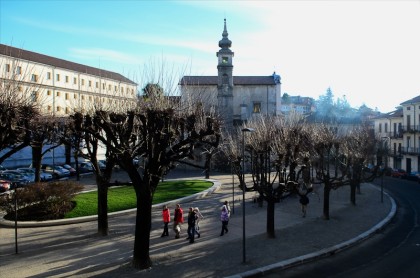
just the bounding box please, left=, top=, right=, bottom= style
left=179, top=19, right=282, bottom=129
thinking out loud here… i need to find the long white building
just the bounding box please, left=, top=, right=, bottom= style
left=0, top=44, right=137, bottom=116
left=0, top=44, right=138, bottom=167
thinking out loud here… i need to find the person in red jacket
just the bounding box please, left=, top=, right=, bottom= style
left=161, top=205, right=171, bottom=237
left=173, top=203, right=184, bottom=239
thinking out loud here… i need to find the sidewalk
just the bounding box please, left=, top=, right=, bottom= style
left=0, top=170, right=395, bottom=278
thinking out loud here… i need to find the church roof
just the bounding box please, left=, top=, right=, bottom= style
left=219, top=19, right=232, bottom=50
left=0, top=44, right=137, bottom=85
left=179, top=75, right=280, bottom=86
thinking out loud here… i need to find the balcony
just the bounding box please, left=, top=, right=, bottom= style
left=401, top=125, right=420, bottom=133
left=390, top=148, right=403, bottom=158
left=386, top=132, right=403, bottom=139
left=400, top=147, right=420, bottom=156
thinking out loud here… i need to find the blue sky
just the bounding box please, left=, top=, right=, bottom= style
left=1, top=0, right=420, bottom=113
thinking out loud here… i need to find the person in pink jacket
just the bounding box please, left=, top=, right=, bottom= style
left=161, top=205, right=171, bottom=237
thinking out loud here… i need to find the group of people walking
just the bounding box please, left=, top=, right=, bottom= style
left=160, top=201, right=231, bottom=243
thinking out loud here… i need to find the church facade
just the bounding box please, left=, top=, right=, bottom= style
left=179, top=20, right=282, bottom=129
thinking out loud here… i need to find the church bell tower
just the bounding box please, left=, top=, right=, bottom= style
left=216, top=19, right=234, bottom=128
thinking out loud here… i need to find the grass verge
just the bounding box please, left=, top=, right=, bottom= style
left=65, top=180, right=213, bottom=218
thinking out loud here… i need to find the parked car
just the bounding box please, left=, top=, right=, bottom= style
left=0, top=179, right=11, bottom=192
left=2, top=170, right=33, bottom=183
left=98, top=160, right=107, bottom=171
left=0, top=172, right=30, bottom=188
left=390, top=168, right=407, bottom=178
left=78, top=162, right=94, bottom=173
left=17, top=168, right=53, bottom=182
left=61, top=164, right=77, bottom=176
left=0, top=165, right=7, bottom=171
left=404, top=171, right=420, bottom=181
left=6, top=169, right=35, bottom=183
left=41, top=165, right=71, bottom=179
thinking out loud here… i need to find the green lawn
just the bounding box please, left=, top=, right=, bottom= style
left=64, top=180, right=213, bottom=218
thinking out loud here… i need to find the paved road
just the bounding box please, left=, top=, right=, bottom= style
left=261, top=176, right=420, bottom=278
left=0, top=170, right=394, bottom=278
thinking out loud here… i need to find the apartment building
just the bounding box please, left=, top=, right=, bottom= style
left=0, top=44, right=137, bottom=116
left=375, top=95, right=420, bottom=173
left=0, top=44, right=138, bottom=167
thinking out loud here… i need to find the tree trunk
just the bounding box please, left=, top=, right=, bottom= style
left=350, top=180, right=356, bottom=206
left=97, top=179, right=109, bottom=236
left=65, top=143, right=71, bottom=165
left=31, top=143, right=43, bottom=183
left=74, top=153, right=80, bottom=181
left=323, top=184, right=331, bottom=220
left=266, top=199, right=276, bottom=238
left=132, top=182, right=153, bottom=269
left=204, top=153, right=212, bottom=179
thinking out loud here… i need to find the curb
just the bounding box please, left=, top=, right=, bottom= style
left=0, top=179, right=221, bottom=228
left=225, top=190, right=397, bottom=278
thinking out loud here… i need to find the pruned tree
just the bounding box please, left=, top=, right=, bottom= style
left=67, top=111, right=117, bottom=236
left=179, top=79, right=220, bottom=178
left=221, top=113, right=311, bottom=238
left=310, top=123, right=350, bottom=220
left=249, top=113, right=311, bottom=237
left=29, top=116, right=66, bottom=182
left=0, top=54, right=40, bottom=165
left=341, top=122, right=378, bottom=205
left=246, top=116, right=280, bottom=238
left=82, top=85, right=221, bottom=269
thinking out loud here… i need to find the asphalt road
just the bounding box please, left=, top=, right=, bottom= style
left=263, top=176, right=420, bottom=278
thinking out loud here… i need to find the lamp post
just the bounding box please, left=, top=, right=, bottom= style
left=381, top=137, right=390, bottom=203
left=241, top=127, right=254, bottom=264
left=231, top=165, right=235, bottom=215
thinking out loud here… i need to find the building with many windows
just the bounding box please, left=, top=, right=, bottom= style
left=374, top=95, right=420, bottom=173
left=179, top=20, right=282, bottom=129
left=0, top=44, right=137, bottom=116
left=0, top=44, right=138, bottom=167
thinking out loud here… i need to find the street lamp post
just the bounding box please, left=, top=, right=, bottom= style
left=231, top=165, right=235, bottom=215
left=241, top=127, right=254, bottom=264
left=381, top=137, right=390, bottom=203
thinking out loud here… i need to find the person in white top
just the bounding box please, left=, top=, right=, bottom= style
left=193, top=207, right=204, bottom=238
left=223, top=201, right=231, bottom=217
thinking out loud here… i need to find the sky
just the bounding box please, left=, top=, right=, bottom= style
left=1, top=0, right=419, bottom=113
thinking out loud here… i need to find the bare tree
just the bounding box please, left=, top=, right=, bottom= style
left=179, top=79, right=220, bottom=178
left=29, top=116, right=66, bottom=182
left=309, top=123, right=351, bottom=220
left=249, top=114, right=311, bottom=237
left=65, top=111, right=117, bottom=236
left=0, top=51, right=41, bottom=165
left=221, top=113, right=312, bottom=238
left=341, top=122, right=378, bottom=205
left=78, top=67, right=221, bottom=269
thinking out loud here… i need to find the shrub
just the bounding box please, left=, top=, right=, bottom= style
left=0, top=181, right=83, bottom=221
